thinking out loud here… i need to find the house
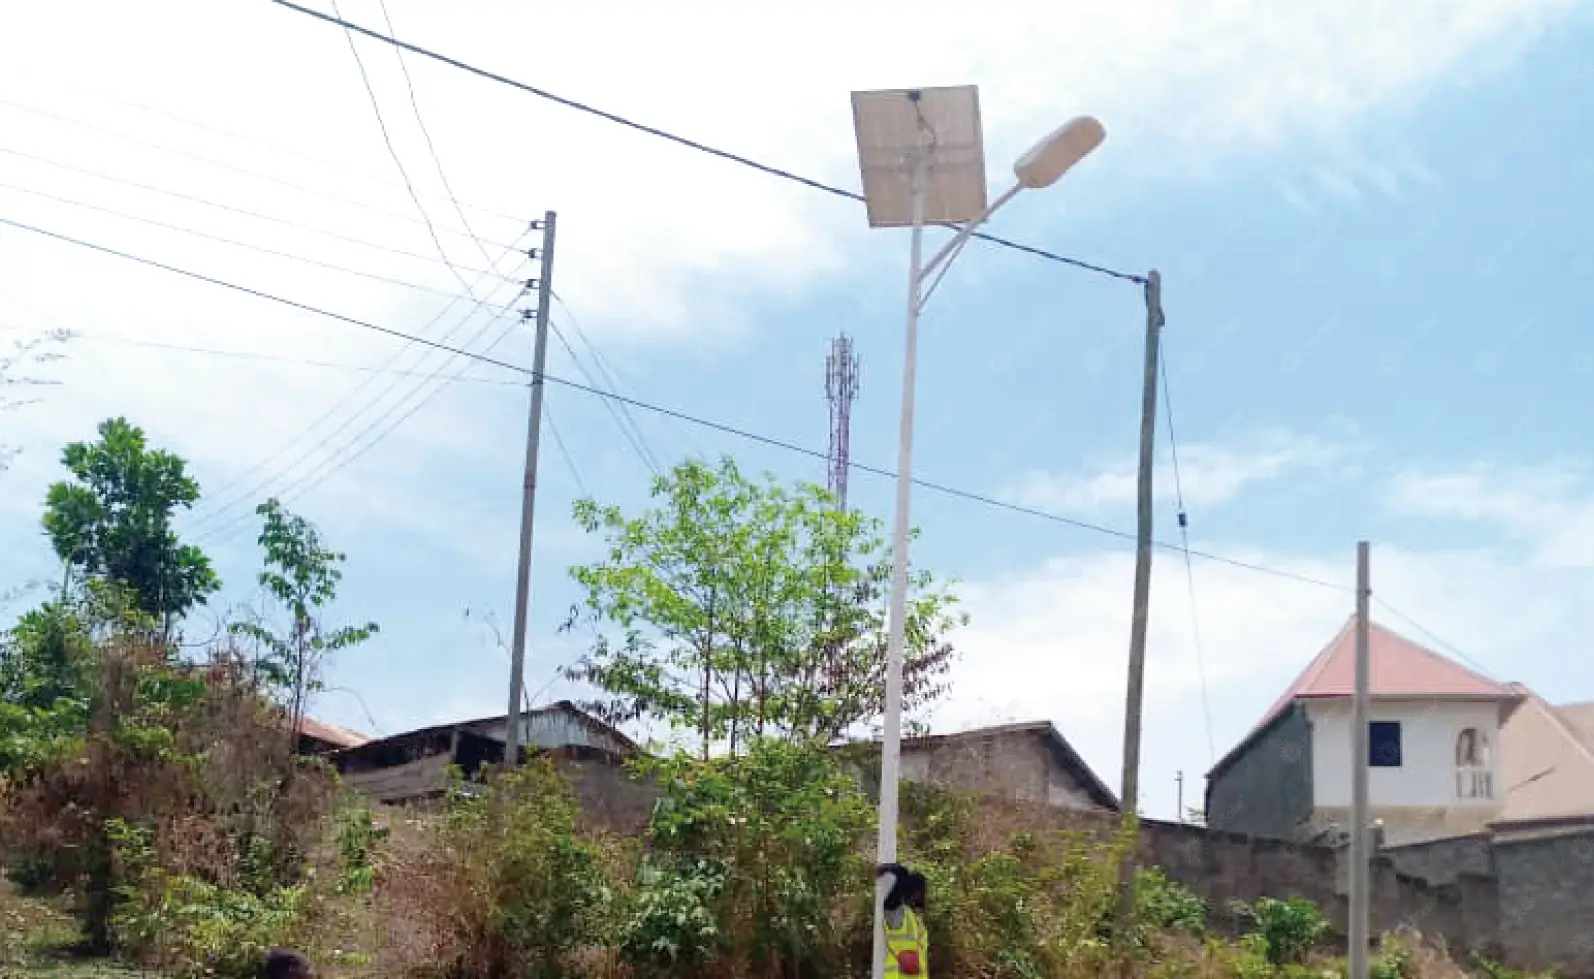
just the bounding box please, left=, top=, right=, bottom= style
left=331, top=701, right=656, bottom=830
left=1491, top=686, right=1594, bottom=837
left=1205, top=617, right=1522, bottom=847
left=854, top=719, right=1119, bottom=813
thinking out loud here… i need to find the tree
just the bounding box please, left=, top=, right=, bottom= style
left=42, top=417, right=218, bottom=628
left=561, top=457, right=964, bottom=755
left=231, top=498, right=377, bottom=752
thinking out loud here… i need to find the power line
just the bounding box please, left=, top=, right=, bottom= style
left=372, top=0, right=498, bottom=270
left=264, top=0, right=1145, bottom=286
left=0, top=97, right=520, bottom=251
left=49, top=84, right=524, bottom=225
left=550, top=318, right=661, bottom=475
left=265, top=309, right=525, bottom=510
left=189, top=270, right=529, bottom=533
left=0, top=144, right=511, bottom=276
left=327, top=0, right=477, bottom=300
left=0, top=180, right=494, bottom=299
left=198, top=306, right=526, bottom=544
left=1160, top=350, right=1216, bottom=766
left=545, top=401, right=590, bottom=500
left=0, top=213, right=1347, bottom=591
left=184, top=232, right=531, bottom=525
left=554, top=290, right=704, bottom=458
left=1371, top=597, right=1502, bottom=680
left=0, top=324, right=525, bottom=385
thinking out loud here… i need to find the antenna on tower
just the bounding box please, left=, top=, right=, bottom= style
left=825, top=333, right=860, bottom=511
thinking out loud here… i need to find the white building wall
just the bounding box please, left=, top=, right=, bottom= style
left=1307, top=699, right=1502, bottom=810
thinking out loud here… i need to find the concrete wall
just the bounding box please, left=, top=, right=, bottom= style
left=1383, top=833, right=1494, bottom=885
left=900, top=727, right=1104, bottom=810
left=561, top=755, right=659, bottom=835
left=1493, top=829, right=1594, bottom=973
left=1207, top=703, right=1315, bottom=839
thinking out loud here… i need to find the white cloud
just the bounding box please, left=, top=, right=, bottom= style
left=1387, top=463, right=1594, bottom=569
left=0, top=0, right=1575, bottom=524
left=1007, top=430, right=1356, bottom=512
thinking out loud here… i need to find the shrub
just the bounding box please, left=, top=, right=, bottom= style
left=426, top=760, right=606, bottom=979
left=107, top=817, right=311, bottom=979
left=1138, top=867, right=1208, bottom=938
left=1233, top=896, right=1331, bottom=966
left=621, top=738, right=872, bottom=978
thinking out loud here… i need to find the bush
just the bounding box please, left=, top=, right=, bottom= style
left=621, top=738, right=872, bottom=978
left=425, top=760, right=607, bottom=979
left=1233, top=896, right=1331, bottom=966
left=1138, top=867, right=1208, bottom=938
left=109, top=817, right=310, bottom=979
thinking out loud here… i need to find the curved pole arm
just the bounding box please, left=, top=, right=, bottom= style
left=917, top=182, right=1023, bottom=312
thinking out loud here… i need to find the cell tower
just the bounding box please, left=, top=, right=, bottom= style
left=825, top=333, right=860, bottom=510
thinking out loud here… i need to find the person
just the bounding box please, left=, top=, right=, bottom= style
left=263, top=949, right=315, bottom=979
left=877, top=862, right=929, bottom=977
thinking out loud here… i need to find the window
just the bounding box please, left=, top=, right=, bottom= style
left=1455, top=728, right=1493, bottom=799
left=1369, top=721, right=1403, bottom=767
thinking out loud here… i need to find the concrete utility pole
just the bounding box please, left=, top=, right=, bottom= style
left=1116, top=269, right=1164, bottom=935
left=504, top=211, right=557, bottom=768
left=1349, top=540, right=1372, bottom=979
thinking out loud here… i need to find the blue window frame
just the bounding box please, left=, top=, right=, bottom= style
left=1370, top=721, right=1403, bottom=767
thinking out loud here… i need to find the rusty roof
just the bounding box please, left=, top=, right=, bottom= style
left=295, top=715, right=372, bottom=749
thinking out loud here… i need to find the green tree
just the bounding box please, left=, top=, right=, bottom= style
left=230, top=498, right=377, bottom=752
left=562, top=456, right=963, bottom=755
left=41, top=417, right=218, bottom=628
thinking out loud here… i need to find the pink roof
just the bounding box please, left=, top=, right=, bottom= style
left=1249, top=617, right=1517, bottom=735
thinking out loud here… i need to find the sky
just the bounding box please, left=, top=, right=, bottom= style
left=4, top=0, right=1594, bottom=822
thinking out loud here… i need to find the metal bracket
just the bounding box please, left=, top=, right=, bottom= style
left=525, top=278, right=540, bottom=292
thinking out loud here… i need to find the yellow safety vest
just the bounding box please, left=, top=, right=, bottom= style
left=883, top=906, right=928, bottom=978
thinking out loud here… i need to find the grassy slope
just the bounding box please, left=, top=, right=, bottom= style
left=0, top=881, right=146, bottom=978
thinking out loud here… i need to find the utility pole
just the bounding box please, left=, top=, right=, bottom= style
left=1115, top=268, right=1164, bottom=940
left=504, top=211, right=557, bottom=769
left=1175, top=770, right=1184, bottom=823
left=1349, top=541, right=1372, bottom=979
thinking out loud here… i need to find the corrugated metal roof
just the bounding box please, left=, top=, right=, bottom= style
left=1252, top=617, right=1514, bottom=730
left=1209, top=617, right=1518, bottom=780
left=296, top=715, right=372, bottom=749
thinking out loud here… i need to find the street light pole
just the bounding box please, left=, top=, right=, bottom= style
left=872, top=148, right=929, bottom=979
left=850, top=89, right=1105, bottom=979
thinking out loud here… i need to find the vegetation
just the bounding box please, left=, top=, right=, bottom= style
left=561, top=457, right=964, bottom=755
left=230, top=498, right=379, bottom=754
left=0, top=427, right=1564, bottom=978
left=1, top=418, right=381, bottom=976
left=42, top=417, right=219, bottom=629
